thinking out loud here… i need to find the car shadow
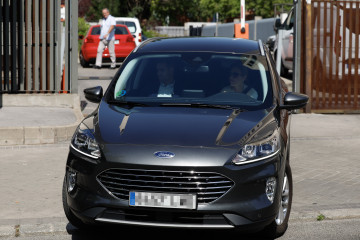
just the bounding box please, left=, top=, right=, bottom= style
left=66, top=223, right=274, bottom=240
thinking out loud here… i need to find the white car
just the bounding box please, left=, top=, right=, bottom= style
left=114, top=17, right=142, bottom=46
left=274, top=3, right=360, bottom=80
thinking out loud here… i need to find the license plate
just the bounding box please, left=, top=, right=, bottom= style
left=115, top=40, right=120, bottom=44
left=129, top=191, right=196, bottom=209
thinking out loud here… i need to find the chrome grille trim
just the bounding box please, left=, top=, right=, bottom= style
left=95, top=218, right=234, bottom=229
left=97, top=168, right=234, bottom=204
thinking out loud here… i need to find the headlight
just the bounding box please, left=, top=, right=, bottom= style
left=71, top=123, right=101, bottom=159
left=232, top=128, right=280, bottom=165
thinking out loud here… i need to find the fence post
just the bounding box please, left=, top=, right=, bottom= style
left=304, top=0, right=312, bottom=113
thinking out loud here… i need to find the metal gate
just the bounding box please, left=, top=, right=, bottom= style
left=302, top=0, right=360, bottom=113
left=0, top=0, right=78, bottom=94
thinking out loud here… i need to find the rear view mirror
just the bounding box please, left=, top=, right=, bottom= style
left=280, top=92, right=309, bottom=110
left=84, top=86, right=103, bottom=103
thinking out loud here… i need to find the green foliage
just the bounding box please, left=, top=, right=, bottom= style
left=317, top=214, right=325, bottom=221
left=199, top=0, right=241, bottom=22
left=78, top=17, right=90, bottom=52
left=86, top=0, right=126, bottom=22
left=247, top=0, right=293, bottom=18
left=83, top=0, right=151, bottom=22
left=142, top=28, right=168, bottom=38
left=150, top=0, right=201, bottom=26
left=199, top=0, right=293, bottom=22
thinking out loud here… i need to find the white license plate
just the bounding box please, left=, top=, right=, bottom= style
left=114, top=40, right=120, bottom=44
left=129, top=191, right=196, bottom=209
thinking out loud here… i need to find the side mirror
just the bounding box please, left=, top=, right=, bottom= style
left=78, top=34, right=84, bottom=40
left=274, top=18, right=282, bottom=32
left=84, top=86, right=103, bottom=103
left=280, top=92, right=309, bottom=110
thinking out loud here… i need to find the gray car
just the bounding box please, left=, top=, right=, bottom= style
left=62, top=37, right=308, bottom=238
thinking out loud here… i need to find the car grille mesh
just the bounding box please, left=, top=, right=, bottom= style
left=97, top=169, right=234, bottom=204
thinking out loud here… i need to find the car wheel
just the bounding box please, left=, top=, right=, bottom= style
left=79, top=52, right=90, bottom=68
left=261, top=163, right=293, bottom=239
left=62, top=177, right=88, bottom=229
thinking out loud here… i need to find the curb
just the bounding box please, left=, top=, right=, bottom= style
left=1, top=209, right=360, bottom=238
left=0, top=94, right=83, bottom=146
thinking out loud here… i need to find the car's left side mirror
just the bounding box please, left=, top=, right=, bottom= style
left=274, top=18, right=282, bottom=32
left=280, top=92, right=309, bottom=110
left=84, top=86, right=103, bottom=103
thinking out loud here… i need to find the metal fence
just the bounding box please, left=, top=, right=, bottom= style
left=0, top=0, right=78, bottom=94
left=302, top=0, right=360, bottom=112
left=155, top=26, right=185, bottom=37
left=201, top=18, right=276, bottom=43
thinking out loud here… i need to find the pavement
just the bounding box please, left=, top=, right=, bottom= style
left=0, top=78, right=360, bottom=238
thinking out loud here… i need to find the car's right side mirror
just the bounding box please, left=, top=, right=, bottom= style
left=280, top=92, right=309, bottom=110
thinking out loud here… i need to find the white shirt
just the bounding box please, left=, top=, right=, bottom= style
left=157, top=82, right=174, bottom=97
left=100, top=15, right=116, bottom=41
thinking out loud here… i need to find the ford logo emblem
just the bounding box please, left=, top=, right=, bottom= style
left=154, top=151, right=175, bottom=158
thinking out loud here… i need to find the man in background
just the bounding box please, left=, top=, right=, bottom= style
left=94, top=8, right=116, bottom=69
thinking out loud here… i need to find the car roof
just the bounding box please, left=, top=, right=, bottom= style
left=135, top=37, right=262, bottom=55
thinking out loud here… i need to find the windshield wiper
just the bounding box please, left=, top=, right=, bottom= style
left=107, top=100, right=150, bottom=107
left=161, top=103, right=244, bottom=111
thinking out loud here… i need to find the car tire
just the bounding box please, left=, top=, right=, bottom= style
left=260, top=163, right=293, bottom=239
left=62, top=177, right=89, bottom=230
left=79, top=52, right=90, bottom=68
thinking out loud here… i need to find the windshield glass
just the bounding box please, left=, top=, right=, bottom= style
left=111, top=52, right=273, bottom=110
left=116, top=21, right=136, bottom=33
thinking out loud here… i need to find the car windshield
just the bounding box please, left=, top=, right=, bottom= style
left=116, top=21, right=136, bottom=33
left=111, top=52, right=273, bottom=110
left=91, top=26, right=128, bottom=35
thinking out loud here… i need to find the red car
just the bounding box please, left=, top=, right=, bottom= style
left=79, top=24, right=136, bottom=68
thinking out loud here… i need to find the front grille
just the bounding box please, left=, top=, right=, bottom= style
left=97, top=168, right=234, bottom=204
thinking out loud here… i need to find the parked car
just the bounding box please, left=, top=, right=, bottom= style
left=79, top=24, right=136, bottom=68
left=266, top=34, right=276, bottom=52
left=63, top=37, right=308, bottom=238
left=113, top=17, right=142, bottom=46
left=273, top=7, right=295, bottom=77
left=274, top=3, right=360, bottom=79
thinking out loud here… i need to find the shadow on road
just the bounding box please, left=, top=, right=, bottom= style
left=66, top=223, right=274, bottom=240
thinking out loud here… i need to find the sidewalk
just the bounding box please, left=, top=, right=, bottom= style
left=0, top=94, right=83, bottom=145
left=0, top=94, right=359, bottom=237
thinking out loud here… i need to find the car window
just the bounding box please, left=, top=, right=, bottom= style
left=115, top=26, right=129, bottom=35
left=116, top=21, right=136, bottom=33
left=112, top=53, right=273, bottom=110
left=284, top=9, right=294, bottom=30
left=91, top=27, right=101, bottom=35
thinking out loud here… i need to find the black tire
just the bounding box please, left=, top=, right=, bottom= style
left=62, top=177, right=89, bottom=229
left=79, top=52, right=90, bottom=68
left=260, top=163, right=293, bottom=239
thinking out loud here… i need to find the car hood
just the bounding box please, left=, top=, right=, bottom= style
left=84, top=101, right=276, bottom=166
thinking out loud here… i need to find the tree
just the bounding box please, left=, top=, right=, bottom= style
left=199, top=0, right=293, bottom=22
left=150, top=0, right=202, bottom=26
left=246, top=0, right=293, bottom=19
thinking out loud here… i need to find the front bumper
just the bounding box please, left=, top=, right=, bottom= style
left=65, top=148, right=285, bottom=230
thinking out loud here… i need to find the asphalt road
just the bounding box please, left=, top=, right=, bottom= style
left=2, top=218, right=359, bottom=240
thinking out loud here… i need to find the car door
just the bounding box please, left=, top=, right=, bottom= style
left=281, top=8, right=294, bottom=70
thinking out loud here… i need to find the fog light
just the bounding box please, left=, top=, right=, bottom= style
left=266, top=177, right=277, bottom=203
left=67, top=169, right=77, bottom=193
